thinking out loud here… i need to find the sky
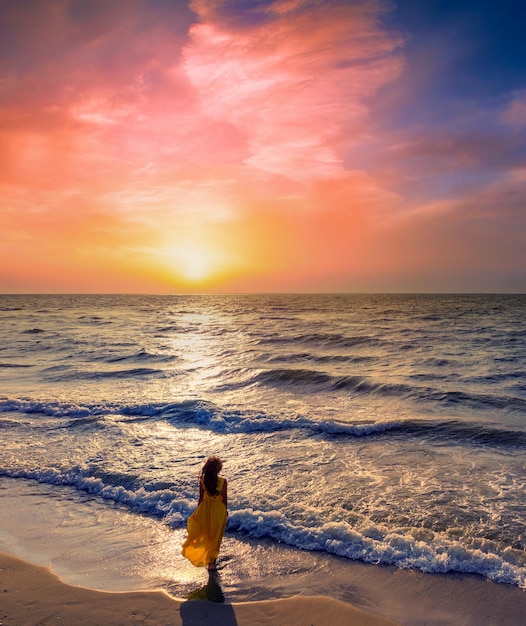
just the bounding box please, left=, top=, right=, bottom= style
left=1, top=0, right=525, bottom=293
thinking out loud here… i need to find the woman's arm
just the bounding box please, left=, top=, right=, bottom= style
left=221, top=479, right=228, bottom=508
left=198, top=480, right=204, bottom=504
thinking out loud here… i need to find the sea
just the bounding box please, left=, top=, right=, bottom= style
left=1, top=293, right=525, bottom=597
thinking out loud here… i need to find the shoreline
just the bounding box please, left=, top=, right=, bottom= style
left=2, top=550, right=526, bottom=626
left=0, top=551, right=396, bottom=626
left=3, top=547, right=526, bottom=626
left=0, top=477, right=525, bottom=625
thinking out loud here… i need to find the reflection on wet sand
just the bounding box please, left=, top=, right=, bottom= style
left=186, top=571, right=226, bottom=603
left=181, top=571, right=238, bottom=625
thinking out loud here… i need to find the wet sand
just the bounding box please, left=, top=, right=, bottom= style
left=0, top=551, right=396, bottom=626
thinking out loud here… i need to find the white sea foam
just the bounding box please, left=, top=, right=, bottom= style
left=2, top=465, right=524, bottom=589
left=0, top=396, right=405, bottom=437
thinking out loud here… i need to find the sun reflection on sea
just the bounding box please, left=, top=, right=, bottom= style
left=166, top=310, right=229, bottom=396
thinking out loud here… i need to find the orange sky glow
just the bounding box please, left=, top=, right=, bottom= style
left=1, top=0, right=525, bottom=293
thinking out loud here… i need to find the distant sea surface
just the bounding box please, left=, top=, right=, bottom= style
left=1, top=294, right=525, bottom=589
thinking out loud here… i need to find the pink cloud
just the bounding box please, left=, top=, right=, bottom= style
left=184, top=0, right=404, bottom=180
left=502, top=90, right=526, bottom=128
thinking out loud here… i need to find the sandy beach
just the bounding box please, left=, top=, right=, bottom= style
left=0, top=551, right=397, bottom=626
left=2, top=547, right=526, bottom=626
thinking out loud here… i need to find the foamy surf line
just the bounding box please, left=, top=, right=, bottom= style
left=2, top=465, right=525, bottom=590
left=0, top=480, right=525, bottom=626
left=2, top=394, right=526, bottom=589
left=2, top=396, right=526, bottom=448
left=0, top=396, right=405, bottom=436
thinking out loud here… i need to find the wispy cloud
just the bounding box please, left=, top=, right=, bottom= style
left=502, top=90, right=526, bottom=128
left=184, top=0, right=404, bottom=180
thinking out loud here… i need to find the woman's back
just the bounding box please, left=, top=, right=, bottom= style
left=202, top=476, right=225, bottom=500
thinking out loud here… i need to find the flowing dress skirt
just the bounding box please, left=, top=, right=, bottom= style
left=182, top=477, right=227, bottom=567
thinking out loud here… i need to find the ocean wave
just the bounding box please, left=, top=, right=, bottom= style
left=2, top=468, right=524, bottom=589
left=42, top=367, right=167, bottom=382
left=241, top=367, right=526, bottom=414
left=249, top=369, right=395, bottom=397
left=437, top=389, right=526, bottom=413
left=2, top=397, right=525, bottom=449
left=78, top=315, right=113, bottom=325
left=0, top=467, right=192, bottom=526
left=0, top=396, right=403, bottom=437
left=155, top=325, right=183, bottom=333
left=0, top=398, right=96, bottom=418
left=0, top=419, right=27, bottom=429
left=0, top=362, right=33, bottom=368
left=402, top=419, right=526, bottom=448
left=252, top=368, right=334, bottom=387
left=420, top=357, right=452, bottom=367
left=224, top=367, right=403, bottom=397
left=228, top=509, right=526, bottom=589
left=59, top=416, right=109, bottom=430
left=258, top=332, right=385, bottom=349
left=133, top=399, right=406, bottom=438
left=266, top=353, right=376, bottom=365
left=102, top=349, right=177, bottom=365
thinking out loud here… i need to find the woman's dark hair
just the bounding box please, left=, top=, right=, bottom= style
left=201, top=456, right=223, bottom=496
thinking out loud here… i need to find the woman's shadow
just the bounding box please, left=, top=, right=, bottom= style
left=180, top=571, right=237, bottom=625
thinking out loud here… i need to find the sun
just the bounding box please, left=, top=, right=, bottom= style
left=168, top=242, right=218, bottom=284
left=157, top=236, right=242, bottom=288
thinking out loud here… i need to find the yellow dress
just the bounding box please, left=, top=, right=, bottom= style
left=182, top=476, right=227, bottom=567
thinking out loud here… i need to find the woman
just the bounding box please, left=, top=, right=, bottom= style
left=182, top=456, right=228, bottom=571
